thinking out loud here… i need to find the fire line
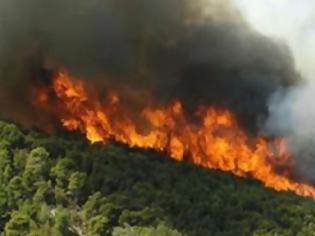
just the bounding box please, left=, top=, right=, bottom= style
left=36, top=71, right=315, bottom=200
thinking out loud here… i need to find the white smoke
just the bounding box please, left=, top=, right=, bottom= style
left=264, top=82, right=315, bottom=138
left=264, top=82, right=315, bottom=181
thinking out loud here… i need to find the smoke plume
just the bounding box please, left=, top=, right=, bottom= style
left=0, top=0, right=300, bottom=133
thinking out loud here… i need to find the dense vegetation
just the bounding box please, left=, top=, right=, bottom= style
left=0, top=120, right=315, bottom=235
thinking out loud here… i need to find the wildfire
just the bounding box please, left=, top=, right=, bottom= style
left=37, top=71, right=315, bottom=199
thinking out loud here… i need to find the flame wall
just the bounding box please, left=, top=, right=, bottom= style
left=34, top=71, right=315, bottom=199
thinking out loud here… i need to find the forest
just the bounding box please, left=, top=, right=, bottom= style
left=0, top=120, right=315, bottom=235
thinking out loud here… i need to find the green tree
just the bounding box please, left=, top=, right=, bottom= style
left=0, top=122, right=24, bottom=148
left=87, top=215, right=109, bottom=236
left=67, top=171, right=86, bottom=198
left=4, top=212, right=31, bottom=236
left=51, top=158, right=76, bottom=188
left=52, top=209, right=76, bottom=236
left=7, top=176, right=24, bottom=208
left=23, top=147, right=49, bottom=191
left=0, top=149, right=13, bottom=183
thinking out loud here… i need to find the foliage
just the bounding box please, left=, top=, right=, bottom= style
left=0, top=121, right=314, bottom=235
left=112, top=223, right=182, bottom=236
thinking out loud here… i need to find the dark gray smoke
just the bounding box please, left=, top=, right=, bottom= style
left=0, top=0, right=300, bottom=132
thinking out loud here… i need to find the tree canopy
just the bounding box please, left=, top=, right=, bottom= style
left=0, top=121, right=314, bottom=235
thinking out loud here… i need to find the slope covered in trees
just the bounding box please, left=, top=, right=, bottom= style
left=0, top=120, right=314, bottom=235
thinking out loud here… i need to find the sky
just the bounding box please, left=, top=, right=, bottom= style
left=232, top=0, right=315, bottom=80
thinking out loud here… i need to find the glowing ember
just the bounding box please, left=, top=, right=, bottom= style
left=37, top=71, right=315, bottom=199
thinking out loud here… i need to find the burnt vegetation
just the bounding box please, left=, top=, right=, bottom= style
left=0, top=121, right=314, bottom=235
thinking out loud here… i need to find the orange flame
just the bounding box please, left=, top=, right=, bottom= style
left=37, top=71, right=315, bottom=199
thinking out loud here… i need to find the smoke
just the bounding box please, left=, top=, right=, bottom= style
left=263, top=82, right=315, bottom=183
left=233, top=1, right=315, bottom=182
left=232, top=0, right=315, bottom=80
left=0, top=0, right=300, bottom=132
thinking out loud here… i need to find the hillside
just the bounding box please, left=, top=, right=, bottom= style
left=0, top=120, right=315, bottom=236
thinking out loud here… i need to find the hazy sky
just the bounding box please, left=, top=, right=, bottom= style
left=232, top=0, right=315, bottom=79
